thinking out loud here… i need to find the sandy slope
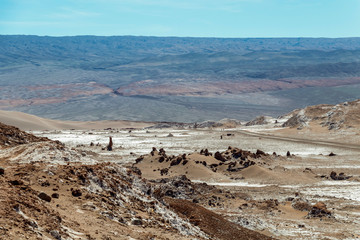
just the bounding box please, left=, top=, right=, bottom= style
left=0, top=110, right=154, bottom=130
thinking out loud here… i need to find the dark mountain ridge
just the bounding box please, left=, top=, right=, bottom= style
left=1, top=35, right=360, bottom=122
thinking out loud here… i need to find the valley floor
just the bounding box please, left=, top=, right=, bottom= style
left=20, top=125, right=360, bottom=240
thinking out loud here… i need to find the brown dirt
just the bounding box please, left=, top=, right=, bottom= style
left=165, top=197, right=275, bottom=240
left=0, top=161, right=210, bottom=240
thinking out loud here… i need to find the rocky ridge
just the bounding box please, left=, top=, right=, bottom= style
left=0, top=122, right=51, bottom=147
left=281, top=99, right=360, bottom=130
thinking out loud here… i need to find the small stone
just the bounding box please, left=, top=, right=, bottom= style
left=132, top=218, right=143, bottom=225
left=9, top=180, right=23, bottom=185
left=38, top=192, right=52, bottom=202
left=72, top=189, right=82, bottom=197
left=41, top=180, right=50, bottom=187
left=52, top=193, right=59, bottom=199
left=50, top=230, right=61, bottom=240
left=0, top=167, right=4, bottom=175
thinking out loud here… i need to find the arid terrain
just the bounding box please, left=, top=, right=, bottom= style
left=2, top=36, right=360, bottom=122
left=1, top=100, right=360, bottom=239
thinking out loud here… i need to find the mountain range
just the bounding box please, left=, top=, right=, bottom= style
left=1, top=35, right=360, bottom=122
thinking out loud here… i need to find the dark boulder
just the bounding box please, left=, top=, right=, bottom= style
left=330, top=171, right=351, bottom=180
left=214, top=151, right=226, bottom=162
left=38, top=192, right=52, bottom=202
left=71, top=189, right=82, bottom=197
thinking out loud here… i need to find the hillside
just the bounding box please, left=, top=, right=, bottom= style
left=2, top=97, right=360, bottom=239
left=282, top=99, right=360, bottom=130
left=0, top=121, right=277, bottom=240
left=1, top=36, right=360, bottom=122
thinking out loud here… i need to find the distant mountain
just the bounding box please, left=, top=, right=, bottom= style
left=1, top=35, right=360, bottom=122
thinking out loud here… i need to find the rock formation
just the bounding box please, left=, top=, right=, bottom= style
left=106, top=136, right=113, bottom=151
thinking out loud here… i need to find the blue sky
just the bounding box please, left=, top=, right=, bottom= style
left=1, top=0, right=360, bottom=37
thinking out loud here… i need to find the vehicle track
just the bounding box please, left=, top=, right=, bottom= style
left=233, top=129, right=360, bottom=151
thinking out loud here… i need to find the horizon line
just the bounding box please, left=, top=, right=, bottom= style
left=1, top=34, right=360, bottom=39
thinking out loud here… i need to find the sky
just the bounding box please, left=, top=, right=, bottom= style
left=0, top=0, right=360, bottom=38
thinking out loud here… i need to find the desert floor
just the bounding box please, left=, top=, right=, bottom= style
left=25, top=125, right=360, bottom=240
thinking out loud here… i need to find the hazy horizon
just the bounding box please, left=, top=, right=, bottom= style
left=2, top=34, right=360, bottom=39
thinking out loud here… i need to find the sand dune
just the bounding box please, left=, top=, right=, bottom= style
left=239, top=165, right=316, bottom=184
left=0, top=110, right=154, bottom=130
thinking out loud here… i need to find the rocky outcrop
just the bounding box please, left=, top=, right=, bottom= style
left=330, top=171, right=351, bottom=180
left=245, top=116, right=269, bottom=126
left=282, top=109, right=309, bottom=129
left=281, top=99, right=360, bottom=130
left=135, top=146, right=271, bottom=179
left=307, top=202, right=332, bottom=218
left=0, top=122, right=51, bottom=148
left=106, top=136, right=113, bottom=151
left=0, top=162, right=209, bottom=239
left=152, top=175, right=195, bottom=199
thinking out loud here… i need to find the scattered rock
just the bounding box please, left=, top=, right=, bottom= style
left=170, top=157, right=182, bottom=166
left=50, top=230, right=61, bottom=240
left=200, top=149, right=211, bottom=156
left=286, top=151, right=291, bottom=157
left=132, top=218, right=143, bottom=225
left=135, top=156, right=144, bottom=163
left=9, top=180, right=23, bottom=186
left=256, top=149, right=266, bottom=156
left=214, top=151, right=226, bottom=162
left=308, top=202, right=332, bottom=218
left=329, top=152, right=336, bottom=156
left=72, top=189, right=82, bottom=197
left=330, top=171, right=351, bottom=180
left=160, top=168, right=169, bottom=176
left=41, top=180, right=51, bottom=187
left=0, top=167, right=4, bottom=175
left=51, top=193, right=60, bottom=199
left=38, top=192, right=52, bottom=202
